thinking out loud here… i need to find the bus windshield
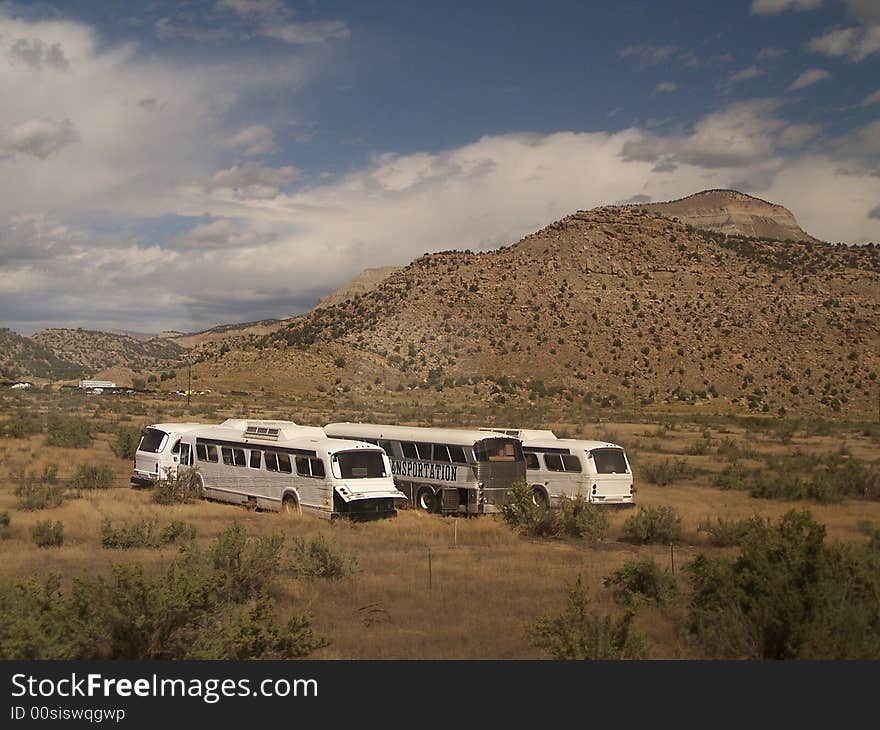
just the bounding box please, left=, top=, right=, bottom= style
left=138, top=428, right=168, bottom=453
left=590, top=448, right=628, bottom=474
left=475, top=438, right=521, bottom=462
left=335, top=451, right=388, bottom=479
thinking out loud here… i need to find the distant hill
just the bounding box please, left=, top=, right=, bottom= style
left=167, top=318, right=292, bottom=349
left=0, top=328, right=84, bottom=380
left=200, top=189, right=878, bottom=417
left=315, top=266, right=403, bottom=309
left=642, top=189, right=821, bottom=243
left=31, top=328, right=187, bottom=373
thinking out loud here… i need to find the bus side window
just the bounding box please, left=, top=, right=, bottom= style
left=402, top=442, right=417, bottom=459
left=432, top=444, right=451, bottom=462
left=265, top=452, right=279, bottom=472
left=525, top=452, right=540, bottom=470
left=221, top=447, right=234, bottom=466
left=561, top=454, right=583, bottom=472
left=448, top=445, right=467, bottom=463
left=311, top=458, right=325, bottom=477
left=196, top=443, right=208, bottom=461
left=278, top=453, right=292, bottom=474
left=206, top=444, right=219, bottom=462
left=171, top=440, right=181, bottom=455
left=377, top=439, right=394, bottom=454
left=233, top=448, right=247, bottom=467
left=295, top=456, right=310, bottom=477
left=249, top=450, right=261, bottom=468
left=416, top=443, right=432, bottom=460
left=544, top=454, right=564, bottom=472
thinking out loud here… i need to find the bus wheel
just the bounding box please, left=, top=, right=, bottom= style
left=416, top=486, right=437, bottom=513
left=282, top=494, right=301, bottom=516
left=532, top=487, right=549, bottom=510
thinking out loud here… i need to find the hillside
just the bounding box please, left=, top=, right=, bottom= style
left=643, top=190, right=820, bottom=243
left=315, top=266, right=402, bottom=309
left=31, top=328, right=188, bottom=373
left=199, top=192, right=879, bottom=417
left=167, top=318, right=292, bottom=349
left=0, top=328, right=84, bottom=381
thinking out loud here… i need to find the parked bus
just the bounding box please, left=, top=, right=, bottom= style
left=132, top=419, right=406, bottom=519
left=324, top=422, right=526, bottom=515
left=480, top=428, right=634, bottom=507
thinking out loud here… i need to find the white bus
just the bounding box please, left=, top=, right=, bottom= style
left=480, top=428, right=634, bottom=507
left=132, top=419, right=406, bottom=519
left=324, top=422, right=526, bottom=515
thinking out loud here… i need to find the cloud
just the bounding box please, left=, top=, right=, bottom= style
left=727, top=66, right=765, bottom=85
left=0, top=118, right=79, bottom=160
left=154, top=17, right=233, bottom=43
left=619, top=44, right=680, bottom=66
left=809, top=24, right=880, bottom=61
left=786, top=68, right=832, bottom=91
left=751, top=0, right=823, bottom=14
left=863, top=89, right=880, bottom=106
left=207, top=162, right=299, bottom=199
left=167, top=218, right=277, bottom=250
left=653, top=82, right=678, bottom=94
left=845, top=0, right=880, bottom=24
left=260, top=21, right=351, bottom=45
left=869, top=204, right=880, bottom=220
left=8, top=37, right=69, bottom=69
left=757, top=47, right=786, bottom=59
left=214, top=124, right=278, bottom=156
left=215, top=0, right=288, bottom=17
left=777, top=123, right=821, bottom=148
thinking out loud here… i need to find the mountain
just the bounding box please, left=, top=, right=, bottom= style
left=201, top=190, right=878, bottom=417
left=315, top=266, right=403, bottom=309
left=166, top=318, right=293, bottom=349
left=642, top=189, right=820, bottom=243
left=30, top=328, right=187, bottom=373
left=0, top=328, right=84, bottom=381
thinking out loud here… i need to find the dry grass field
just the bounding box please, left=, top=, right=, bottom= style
left=1, top=390, right=878, bottom=659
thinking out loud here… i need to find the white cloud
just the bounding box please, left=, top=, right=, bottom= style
left=260, top=21, right=351, bottom=45
left=207, top=162, right=299, bottom=199
left=0, top=118, right=79, bottom=159
left=809, top=24, right=880, bottom=61
left=619, top=44, right=679, bottom=66
left=786, top=67, right=832, bottom=91
left=862, top=89, right=880, bottom=106
left=777, top=123, right=821, bottom=147
left=757, top=47, right=786, bottom=59
left=845, top=0, right=880, bottom=24
left=215, top=0, right=288, bottom=17
left=653, top=81, right=678, bottom=94
left=214, top=124, right=278, bottom=156
left=167, top=218, right=277, bottom=250
left=751, top=0, right=823, bottom=14
left=728, top=65, right=765, bottom=83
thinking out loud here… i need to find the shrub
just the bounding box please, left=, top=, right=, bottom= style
left=697, top=516, right=755, bottom=547
left=152, top=467, right=203, bottom=505
left=604, top=558, right=677, bottom=608
left=687, top=509, right=880, bottom=659
left=68, top=464, right=114, bottom=491
left=14, top=466, right=66, bottom=510
left=712, top=462, right=750, bottom=491
left=642, top=458, right=693, bottom=486
left=0, top=511, right=9, bottom=539
left=0, top=524, right=328, bottom=659
left=110, top=427, right=142, bottom=460
left=101, top=518, right=195, bottom=549
left=686, top=438, right=711, bottom=456
left=556, top=496, right=609, bottom=544
left=288, top=536, right=359, bottom=580
left=1, top=413, right=42, bottom=439
left=501, top=481, right=559, bottom=538
left=31, top=520, right=64, bottom=548
left=528, top=576, right=648, bottom=660
left=45, top=415, right=92, bottom=448
left=623, top=506, right=684, bottom=544
left=209, top=522, right=285, bottom=603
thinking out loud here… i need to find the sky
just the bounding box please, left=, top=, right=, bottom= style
left=0, top=0, right=878, bottom=335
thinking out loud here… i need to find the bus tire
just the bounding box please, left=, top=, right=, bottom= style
left=282, top=493, right=301, bottom=516
left=532, top=486, right=550, bottom=510
left=416, top=486, right=438, bottom=513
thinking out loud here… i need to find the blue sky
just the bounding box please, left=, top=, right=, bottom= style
left=0, top=0, right=878, bottom=334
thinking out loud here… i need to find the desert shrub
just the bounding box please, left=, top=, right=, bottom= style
left=110, top=427, right=142, bottom=460
left=712, top=462, right=750, bottom=490
left=686, top=438, right=711, bottom=456
left=0, top=524, right=328, bottom=659
left=68, top=464, right=114, bottom=491
left=687, top=510, right=880, bottom=659
left=14, top=466, right=66, bottom=510
left=152, top=467, right=203, bottom=504
left=501, top=481, right=559, bottom=538
left=528, top=576, right=648, bottom=660
left=716, top=437, right=751, bottom=461
left=1, top=413, right=42, bottom=439
left=748, top=472, right=808, bottom=501
left=604, top=558, right=677, bottom=608
left=288, top=535, right=359, bottom=580
left=642, top=458, right=693, bottom=486
left=101, top=518, right=195, bottom=549
left=623, top=506, right=684, bottom=544
left=209, top=522, right=285, bottom=603
left=45, top=415, right=92, bottom=448
left=697, top=516, right=756, bottom=547
left=556, top=496, right=609, bottom=544
left=0, top=511, right=9, bottom=539
left=31, top=520, right=64, bottom=548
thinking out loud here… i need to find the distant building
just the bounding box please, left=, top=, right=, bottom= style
left=79, top=379, right=116, bottom=390
left=10, top=382, right=34, bottom=390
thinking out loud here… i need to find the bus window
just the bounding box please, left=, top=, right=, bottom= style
left=221, top=447, right=234, bottom=466
left=335, top=451, right=387, bottom=478
left=378, top=439, right=394, bottom=454
left=206, top=444, right=218, bottom=462
left=249, top=450, right=261, bottom=468
left=591, top=448, right=628, bottom=474
left=476, top=439, right=518, bottom=462
left=402, top=442, right=418, bottom=459
left=265, top=452, right=279, bottom=472
left=278, top=453, right=292, bottom=474
left=138, top=428, right=168, bottom=453
left=171, top=440, right=181, bottom=455
left=297, top=456, right=327, bottom=478
left=448, top=445, right=467, bottom=464
left=415, top=443, right=432, bottom=460
left=561, top=454, right=583, bottom=472
left=196, top=443, right=208, bottom=461
left=233, top=448, right=246, bottom=467
left=525, top=452, right=540, bottom=470
left=432, top=444, right=451, bottom=462
left=544, top=453, right=564, bottom=472
left=311, top=458, right=325, bottom=477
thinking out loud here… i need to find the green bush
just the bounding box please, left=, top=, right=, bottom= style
left=697, top=516, right=756, bottom=547
left=110, top=427, right=142, bottom=460
left=68, top=464, right=114, bottom=491
left=642, top=458, right=693, bottom=486
left=556, top=496, right=609, bottom=544
left=14, top=466, right=66, bottom=510
left=623, top=506, right=684, bottom=544
left=1, top=413, right=42, bottom=439
left=528, top=576, right=648, bottom=660
left=687, top=509, right=880, bottom=659
left=712, top=462, right=750, bottom=491
left=31, top=520, right=64, bottom=548
left=45, top=415, right=92, bottom=448
left=101, top=518, right=195, bottom=549
left=0, top=524, right=328, bottom=659
left=0, top=512, right=9, bottom=528
left=288, top=535, right=359, bottom=580
left=500, top=481, right=559, bottom=538
left=603, top=558, right=677, bottom=608
left=152, top=467, right=203, bottom=504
